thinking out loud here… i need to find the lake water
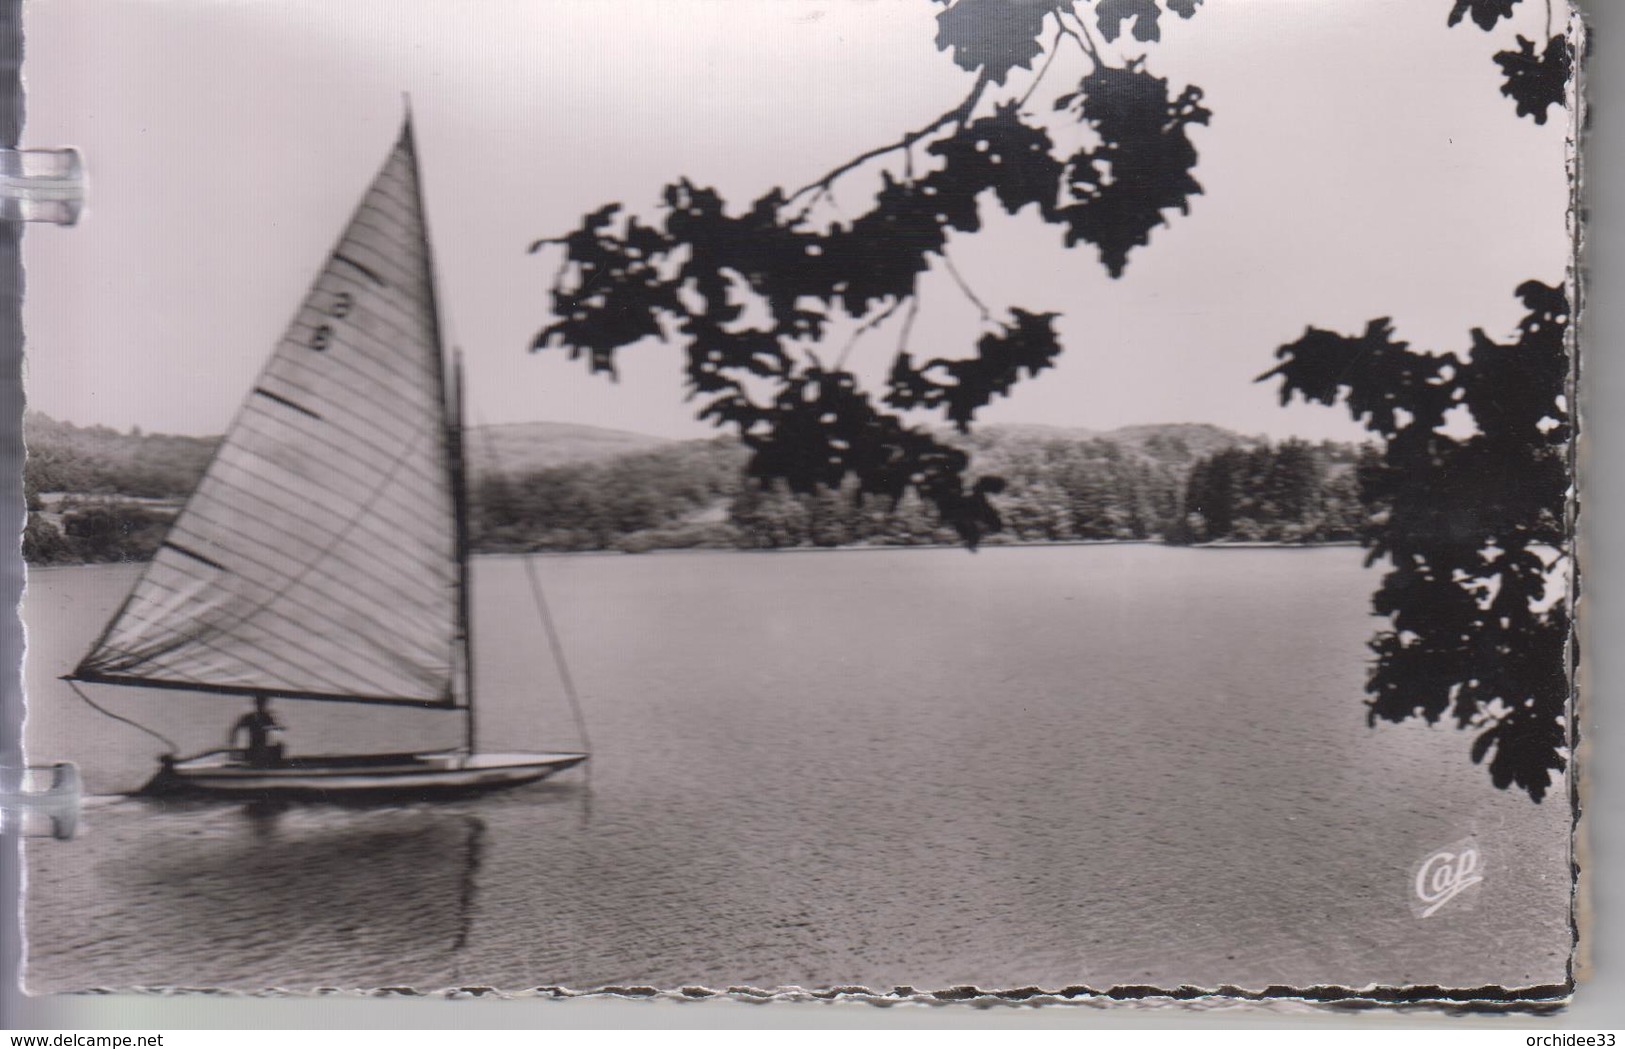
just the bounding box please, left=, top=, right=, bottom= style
left=22, top=546, right=1572, bottom=993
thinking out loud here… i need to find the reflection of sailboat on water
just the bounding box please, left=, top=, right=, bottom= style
left=64, top=114, right=588, bottom=798
left=105, top=807, right=495, bottom=981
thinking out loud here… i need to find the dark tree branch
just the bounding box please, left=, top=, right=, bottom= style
left=1061, top=5, right=1105, bottom=64
left=941, top=248, right=992, bottom=321
left=784, top=67, right=995, bottom=207
left=836, top=296, right=910, bottom=368
left=897, top=294, right=921, bottom=357
left=1019, top=27, right=1070, bottom=109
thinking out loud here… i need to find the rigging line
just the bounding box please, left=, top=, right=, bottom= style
left=522, top=554, right=593, bottom=755
left=472, top=411, right=594, bottom=755
left=67, top=679, right=178, bottom=755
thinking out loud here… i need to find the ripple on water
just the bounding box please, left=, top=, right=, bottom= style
left=23, top=548, right=1573, bottom=992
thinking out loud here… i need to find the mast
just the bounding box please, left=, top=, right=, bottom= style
left=448, top=350, right=477, bottom=753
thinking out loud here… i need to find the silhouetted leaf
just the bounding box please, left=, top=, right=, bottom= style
left=838, top=172, right=952, bottom=313
left=1096, top=0, right=1203, bottom=40
left=1494, top=35, right=1572, bottom=124
left=722, top=367, right=1006, bottom=546
left=925, top=102, right=1064, bottom=219
left=1261, top=318, right=1457, bottom=435
left=535, top=204, right=683, bottom=376
left=1096, top=0, right=1164, bottom=42
left=1447, top=0, right=1520, bottom=30
left=885, top=308, right=1062, bottom=429
left=934, top=0, right=1059, bottom=85
left=1054, top=61, right=1210, bottom=276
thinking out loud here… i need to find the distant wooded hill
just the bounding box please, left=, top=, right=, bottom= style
left=21, top=412, right=1376, bottom=564
left=24, top=413, right=218, bottom=501
left=21, top=412, right=670, bottom=499
left=465, top=420, right=670, bottom=479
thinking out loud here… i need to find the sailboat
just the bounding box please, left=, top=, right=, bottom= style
left=63, top=115, right=588, bottom=798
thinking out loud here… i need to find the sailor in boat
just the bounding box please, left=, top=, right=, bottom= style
left=66, top=117, right=591, bottom=798
left=229, top=696, right=285, bottom=768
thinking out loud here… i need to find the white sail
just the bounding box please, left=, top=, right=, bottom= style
left=75, top=120, right=463, bottom=706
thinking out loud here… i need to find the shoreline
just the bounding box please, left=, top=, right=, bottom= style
left=475, top=537, right=1368, bottom=558
left=25, top=538, right=1366, bottom=570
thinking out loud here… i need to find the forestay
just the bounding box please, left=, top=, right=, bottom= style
left=74, top=121, right=462, bottom=706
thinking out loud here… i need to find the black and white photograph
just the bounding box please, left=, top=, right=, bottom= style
left=16, top=0, right=1580, bottom=1002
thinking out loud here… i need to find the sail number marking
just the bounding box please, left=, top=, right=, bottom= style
left=309, top=292, right=356, bottom=352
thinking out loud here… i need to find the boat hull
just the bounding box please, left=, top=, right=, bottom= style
left=141, top=750, right=588, bottom=799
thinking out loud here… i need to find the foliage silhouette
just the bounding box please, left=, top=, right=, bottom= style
left=1264, top=282, right=1573, bottom=802
left=1261, top=1, right=1577, bottom=803
left=1448, top=0, right=1573, bottom=125
left=1094, top=0, right=1201, bottom=43
left=533, top=0, right=1210, bottom=546
left=528, top=1, right=1576, bottom=800
left=1051, top=61, right=1209, bottom=276
left=1449, top=0, right=1520, bottom=31
left=935, top=0, right=1059, bottom=84
left=1493, top=34, right=1573, bottom=124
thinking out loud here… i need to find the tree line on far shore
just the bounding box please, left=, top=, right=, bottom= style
left=22, top=413, right=1378, bottom=564
left=476, top=427, right=1372, bottom=553
left=1171, top=442, right=1374, bottom=545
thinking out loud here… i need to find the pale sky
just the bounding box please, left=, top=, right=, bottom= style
left=20, top=0, right=1574, bottom=441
